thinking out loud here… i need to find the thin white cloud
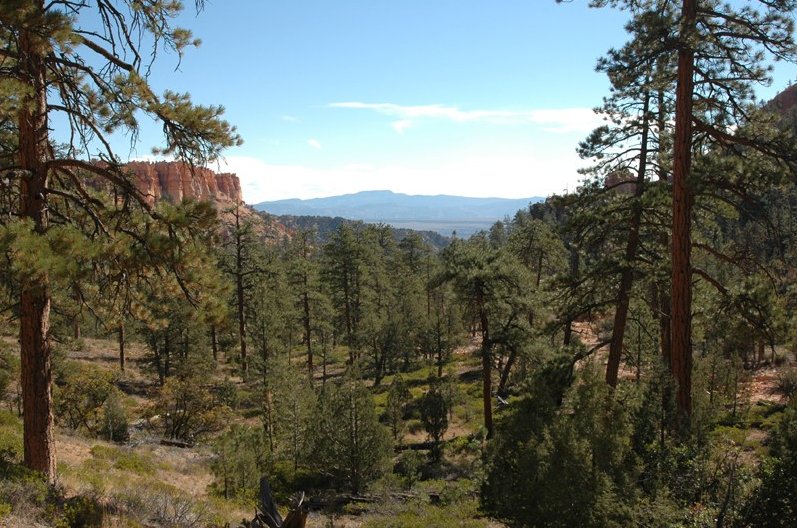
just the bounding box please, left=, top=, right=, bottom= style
left=329, top=102, right=603, bottom=133
left=307, top=139, right=322, bottom=150
left=282, top=115, right=300, bottom=123
left=217, top=153, right=588, bottom=204
left=392, top=119, right=412, bottom=134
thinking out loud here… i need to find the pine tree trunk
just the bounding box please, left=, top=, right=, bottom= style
left=118, top=324, right=126, bottom=371
left=656, top=85, right=673, bottom=367
left=479, top=299, right=493, bottom=439
left=234, top=208, right=248, bottom=373
left=671, top=0, right=696, bottom=426
left=563, top=247, right=580, bottom=346
left=497, top=346, right=518, bottom=397
left=303, top=288, right=313, bottom=377
left=18, top=9, right=57, bottom=482
left=210, top=325, right=218, bottom=362
left=606, top=89, right=651, bottom=388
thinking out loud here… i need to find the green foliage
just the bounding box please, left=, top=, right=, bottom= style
left=361, top=499, right=489, bottom=528
left=54, top=362, right=123, bottom=438
left=775, top=368, right=797, bottom=401
left=151, top=375, right=232, bottom=442
left=100, top=392, right=130, bottom=443
left=418, top=376, right=449, bottom=461
left=0, top=410, right=22, bottom=457
left=0, top=347, right=18, bottom=404
left=393, top=450, right=424, bottom=489
left=738, top=401, right=797, bottom=527
left=482, top=366, right=643, bottom=528
left=385, top=375, right=411, bottom=442
left=265, top=361, right=317, bottom=473
left=309, top=376, right=392, bottom=494
left=210, top=424, right=270, bottom=501
left=89, top=445, right=157, bottom=476
left=56, top=495, right=103, bottom=528
left=0, top=447, right=53, bottom=523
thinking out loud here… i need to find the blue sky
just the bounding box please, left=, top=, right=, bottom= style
left=119, top=1, right=796, bottom=203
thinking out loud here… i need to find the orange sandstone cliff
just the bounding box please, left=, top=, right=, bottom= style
left=125, top=161, right=242, bottom=205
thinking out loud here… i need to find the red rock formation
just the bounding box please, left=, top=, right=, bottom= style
left=769, top=83, right=797, bottom=114
left=604, top=170, right=637, bottom=194
left=124, top=161, right=243, bottom=205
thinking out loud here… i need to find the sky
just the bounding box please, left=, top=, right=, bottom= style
left=110, top=1, right=796, bottom=203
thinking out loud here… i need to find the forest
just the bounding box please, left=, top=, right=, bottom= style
left=3, top=0, right=797, bottom=527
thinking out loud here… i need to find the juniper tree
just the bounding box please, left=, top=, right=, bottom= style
left=0, top=0, right=241, bottom=481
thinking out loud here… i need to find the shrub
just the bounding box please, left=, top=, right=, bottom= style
left=738, top=401, right=797, bottom=527
left=394, top=450, right=424, bottom=489
left=775, top=368, right=797, bottom=401
left=482, top=365, right=640, bottom=528
left=56, top=496, right=103, bottom=528
left=54, top=362, right=120, bottom=437
left=89, top=445, right=156, bottom=475
left=100, top=392, right=130, bottom=443
left=152, top=376, right=232, bottom=442
left=418, top=377, right=449, bottom=461
left=209, top=425, right=270, bottom=500
left=308, top=377, right=392, bottom=494
left=385, top=375, right=411, bottom=442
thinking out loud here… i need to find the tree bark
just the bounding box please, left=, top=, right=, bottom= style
left=563, top=248, right=579, bottom=346
left=606, top=88, right=651, bottom=388
left=234, top=209, right=248, bottom=373
left=210, top=325, right=218, bottom=362
left=671, top=0, right=697, bottom=426
left=18, top=7, right=57, bottom=482
left=118, top=324, right=126, bottom=371
left=497, top=346, right=518, bottom=397
left=656, top=84, right=673, bottom=367
left=478, top=295, right=493, bottom=439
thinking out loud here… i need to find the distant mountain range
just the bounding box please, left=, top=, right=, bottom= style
left=253, top=190, right=544, bottom=237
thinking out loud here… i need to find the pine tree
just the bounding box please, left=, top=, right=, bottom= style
left=0, top=0, right=240, bottom=481
left=582, top=0, right=797, bottom=425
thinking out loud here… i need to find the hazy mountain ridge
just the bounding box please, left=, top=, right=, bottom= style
left=261, top=212, right=451, bottom=250
left=254, top=190, right=544, bottom=236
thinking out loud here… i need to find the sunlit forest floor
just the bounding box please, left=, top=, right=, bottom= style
left=0, top=330, right=501, bottom=527
left=2, top=325, right=795, bottom=527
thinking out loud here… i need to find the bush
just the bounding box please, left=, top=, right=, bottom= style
left=54, top=362, right=121, bottom=437
left=151, top=376, right=231, bottom=442
left=209, top=425, right=270, bottom=500
left=738, top=401, right=797, bottom=527
left=0, top=348, right=19, bottom=404
left=214, top=378, right=240, bottom=410
left=394, top=450, right=424, bottom=489
left=111, top=482, right=217, bottom=528
left=418, top=377, right=448, bottom=461
left=385, top=375, right=411, bottom=442
left=56, top=496, right=103, bottom=528
left=100, top=392, right=130, bottom=443
left=89, top=445, right=157, bottom=475
left=482, top=365, right=641, bottom=528
left=775, top=368, right=797, bottom=401
left=309, top=377, right=392, bottom=494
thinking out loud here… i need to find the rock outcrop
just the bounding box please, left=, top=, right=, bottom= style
left=768, top=84, right=797, bottom=115
left=125, top=161, right=242, bottom=206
